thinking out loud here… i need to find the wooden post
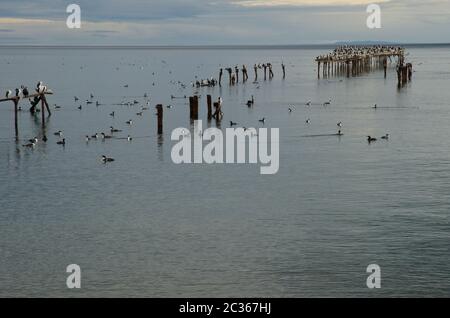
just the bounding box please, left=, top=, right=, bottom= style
left=317, top=61, right=320, bottom=79
left=193, top=96, right=199, bottom=120
left=207, top=95, right=212, bottom=120
left=41, top=95, right=46, bottom=128
left=13, top=98, right=18, bottom=138
left=189, top=97, right=194, bottom=119
left=156, top=104, right=163, bottom=135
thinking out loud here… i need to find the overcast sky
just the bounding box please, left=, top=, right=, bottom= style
left=1, top=0, right=449, bottom=45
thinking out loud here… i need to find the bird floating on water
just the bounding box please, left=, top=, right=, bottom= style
left=126, top=120, right=133, bottom=125
left=101, top=156, right=115, bottom=163
left=57, top=139, right=66, bottom=146
left=5, top=90, right=12, bottom=98
left=54, top=131, right=63, bottom=137
left=367, top=136, right=377, bottom=143
left=381, top=134, right=390, bottom=140
left=259, top=118, right=266, bottom=124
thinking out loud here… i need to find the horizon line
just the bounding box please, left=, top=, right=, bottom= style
left=1, top=42, right=450, bottom=49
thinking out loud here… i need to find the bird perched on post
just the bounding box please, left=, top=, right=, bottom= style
left=22, top=86, right=29, bottom=97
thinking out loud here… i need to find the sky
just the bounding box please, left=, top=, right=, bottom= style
left=0, top=0, right=449, bottom=45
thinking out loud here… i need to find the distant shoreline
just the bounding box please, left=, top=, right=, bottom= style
left=0, top=43, right=449, bottom=50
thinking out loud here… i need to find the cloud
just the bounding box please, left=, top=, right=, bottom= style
left=232, top=0, right=390, bottom=7
left=0, top=0, right=449, bottom=45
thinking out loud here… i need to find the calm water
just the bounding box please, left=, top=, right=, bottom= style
left=0, top=46, right=449, bottom=297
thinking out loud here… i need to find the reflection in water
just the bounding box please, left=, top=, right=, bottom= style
left=157, top=134, right=164, bottom=161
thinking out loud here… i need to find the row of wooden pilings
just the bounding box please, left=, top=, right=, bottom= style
left=317, top=54, right=404, bottom=79
left=155, top=94, right=223, bottom=135
left=397, top=63, right=413, bottom=86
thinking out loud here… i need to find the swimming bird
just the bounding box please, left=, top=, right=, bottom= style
left=306, top=101, right=312, bottom=106
left=288, top=108, right=293, bottom=113
left=54, top=131, right=63, bottom=137
left=101, top=133, right=113, bottom=139
left=96, top=101, right=100, bottom=106
left=57, top=139, right=66, bottom=145
left=230, top=121, right=238, bottom=126
left=126, top=120, right=133, bottom=125
left=259, top=118, right=266, bottom=124
left=246, top=96, right=254, bottom=107
left=381, top=134, right=390, bottom=140
left=85, top=135, right=91, bottom=142
left=306, top=119, right=311, bottom=124
left=127, top=135, right=133, bottom=142
left=28, top=137, right=38, bottom=144
left=337, top=122, right=343, bottom=128
left=110, top=111, right=115, bottom=117
left=166, top=105, right=172, bottom=109
left=337, top=130, right=344, bottom=136
left=373, top=104, right=378, bottom=109
left=78, top=105, right=82, bottom=110
left=74, top=96, right=79, bottom=101
left=110, top=127, right=122, bottom=133
left=323, top=100, right=332, bottom=106
left=101, top=155, right=115, bottom=163
left=367, top=136, right=377, bottom=143
left=91, top=133, right=99, bottom=139
left=136, top=112, right=143, bottom=116
left=86, top=100, right=93, bottom=104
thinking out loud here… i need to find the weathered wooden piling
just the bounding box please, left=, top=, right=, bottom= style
left=189, top=96, right=199, bottom=120
left=207, top=95, right=212, bottom=120
left=156, top=104, right=163, bottom=134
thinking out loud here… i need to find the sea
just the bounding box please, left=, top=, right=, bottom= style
left=0, top=45, right=449, bottom=297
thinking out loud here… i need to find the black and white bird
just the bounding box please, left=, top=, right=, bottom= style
left=337, top=122, right=343, bottom=128
left=127, top=135, right=133, bottom=142
left=230, top=121, right=238, bottom=126
left=54, top=130, right=63, bottom=137
left=22, top=86, right=29, bottom=97
left=101, top=155, right=115, bottom=163
left=57, top=138, right=66, bottom=146
left=126, top=120, right=133, bottom=125
left=381, top=134, right=390, bottom=140
left=5, top=90, right=12, bottom=98
left=110, top=111, right=115, bottom=117
left=367, top=136, right=377, bottom=143
left=246, top=96, right=254, bottom=107
left=259, top=118, right=266, bottom=124
left=110, top=126, right=122, bottom=133
left=101, top=133, right=113, bottom=139
left=306, top=118, right=311, bottom=124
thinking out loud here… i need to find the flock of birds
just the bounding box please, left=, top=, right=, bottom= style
left=316, top=45, right=404, bottom=62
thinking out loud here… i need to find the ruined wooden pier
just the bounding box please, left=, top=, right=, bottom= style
left=315, top=45, right=405, bottom=79
left=0, top=90, right=53, bottom=139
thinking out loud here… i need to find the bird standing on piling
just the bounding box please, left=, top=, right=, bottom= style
left=22, top=86, right=29, bottom=97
